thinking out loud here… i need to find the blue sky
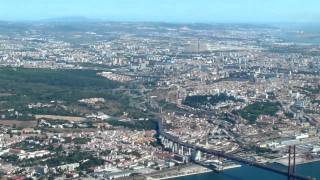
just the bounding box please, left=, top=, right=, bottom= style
left=0, top=0, right=319, bottom=23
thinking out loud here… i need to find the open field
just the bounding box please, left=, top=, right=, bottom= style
left=35, top=115, right=85, bottom=122
left=0, top=120, right=37, bottom=128
left=0, top=93, right=13, bottom=97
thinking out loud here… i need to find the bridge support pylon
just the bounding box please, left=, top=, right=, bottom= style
left=191, top=150, right=202, bottom=161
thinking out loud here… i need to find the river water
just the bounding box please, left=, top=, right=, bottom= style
left=172, top=161, right=320, bottom=180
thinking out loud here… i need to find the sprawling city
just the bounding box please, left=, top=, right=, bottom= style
left=0, top=1, right=320, bottom=180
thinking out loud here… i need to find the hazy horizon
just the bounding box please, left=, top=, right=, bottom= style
left=0, top=0, right=320, bottom=24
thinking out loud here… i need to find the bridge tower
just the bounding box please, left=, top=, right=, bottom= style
left=172, top=143, right=179, bottom=153
left=178, top=145, right=184, bottom=155
left=288, top=145, right=296, bottom=180
left=191, top=150, right=202, bottom=161
left=188, top=148, right=192, bottom=156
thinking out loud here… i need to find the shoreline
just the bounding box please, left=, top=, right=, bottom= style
left=146, top=164, right=212, bottom=180
left=159, top=160, right=320, bottom=180
left=146, top=163, right=242, bottom=180
left=271, top=157, right=320, bottom=166
left=293, top=158, right=320, bottom=166
left=163, top=168, right=212, bottom=180
left=144, top=159, right=320, bottom=180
